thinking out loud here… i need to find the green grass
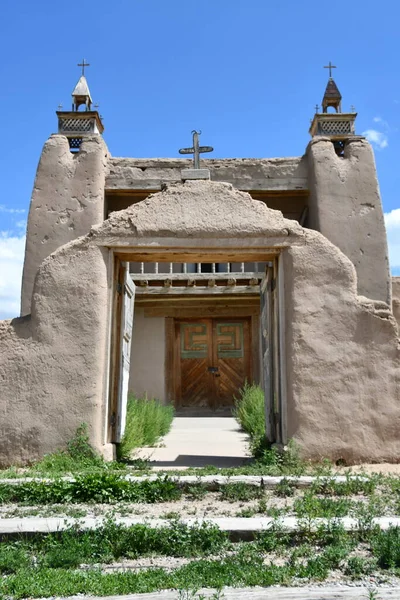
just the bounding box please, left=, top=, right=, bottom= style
left=0, top=424, right=126, bottom=479
left=0, top=474, right=182, bottom=505
left=219, top=482, right=263, bottom=503
left=118, top=395, right=174, bottom=460
left=1, top=526, right=400, bottom=599
left=0, top=520, right=399, bottom=597
left=0, top=520, right=228, bottom=574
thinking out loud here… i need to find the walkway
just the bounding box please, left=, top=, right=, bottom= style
left=134, top=416, right=251, bottom=469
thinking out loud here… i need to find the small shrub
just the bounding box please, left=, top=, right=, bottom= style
left=345, top=556, right=376, bottom=578
left=371, top=526, right=400, bottom=569
left=233, top=383, right=265, bottom=452
left=294, top=491, right=353, bottom=518
left=186, top=484, right=207, bottom=501
left=118, top=395, right=174, bottom=460
left=275, top=478, right=296, bottom=497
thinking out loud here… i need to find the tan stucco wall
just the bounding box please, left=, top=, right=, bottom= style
left=129, top=309, right=166, bottom=402
left=21, top=135, right=109, bottom=316
left=0, top=242, right=110, bottom=466
left=2, top=180, right=399, bottom=465
left=307, top=137, right=391, bottom=304
left=393, top=277, right=400, bottom=326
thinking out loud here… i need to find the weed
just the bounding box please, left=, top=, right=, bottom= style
left=233, top=382, right=265, bottom=453
left=236, top=507, right=257, bottom=517
left=27, top=424, right=122, bottom=477
left=219, top=483, right=262, bottom=503
left=294, top=491, right=354, bottom=518
left=371, top=526, right=400, bottom=569
left=162, top=511, right=181, bottom=520
left=186, top=484, right=207, bottom=501
left=257, top=498, right=267, bottom=513
left=118, top=395, right=174, bottom=460
left=311, top=476, right=376, bottom=497
left=275, top=478, right=296, bottom=497
left=345, top=556, right=376, bottom=578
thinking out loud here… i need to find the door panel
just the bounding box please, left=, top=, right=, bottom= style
left=176, top=318, right=251, bottom=409
left=178, top=321, right=213, bottom=407
left=116, top=268, right=135, bottom=442
left=260, top=267, right=274, bottom=443
left=214, top=320, right=250, bottom=406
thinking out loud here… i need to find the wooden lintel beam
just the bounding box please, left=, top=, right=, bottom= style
left=114, top=249, right=280, bottom=262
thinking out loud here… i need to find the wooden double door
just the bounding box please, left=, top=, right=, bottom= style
left=175, top=318, right=251, bottom=409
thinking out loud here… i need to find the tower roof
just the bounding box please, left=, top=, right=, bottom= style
left=323, top=78, right=342, bottom=102
left=322, top=77, right=342, bottom=113
left=72, top=75, right=93, bottom=103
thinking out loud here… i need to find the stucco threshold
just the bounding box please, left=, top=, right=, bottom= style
left=0, top=475, right=369, bottom=488
left=1, top=516, right=400, bottom=536
left=33, top=588, right=400, bottom=600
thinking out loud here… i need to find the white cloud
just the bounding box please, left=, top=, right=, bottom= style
left=362, top=128, right=388, bottom=149
left=384, top=208, right=400, bottom=272
left=0, top=205, right=26, bottom=214
left=0, top=232, right=26, bottom=320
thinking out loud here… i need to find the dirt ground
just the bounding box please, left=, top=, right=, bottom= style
left=340, top=464, right=400, bottom=475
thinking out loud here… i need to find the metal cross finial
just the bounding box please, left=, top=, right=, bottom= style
left=77, top=59, right=90, bottom=76
left=324, top=61, right=337, bottom=78
left=315, top=104, right=319, bottom=113
left=350, top=105, right=356, bottom=113
left=179, top=130, right=213, bottom=169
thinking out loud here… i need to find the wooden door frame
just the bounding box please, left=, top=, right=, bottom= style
left=106, top=249, right=285, bottom=447
left=107, top=258, right=127, bottom=443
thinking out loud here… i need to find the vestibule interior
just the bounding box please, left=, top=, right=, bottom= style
left=127, top=260, right=264, bottom=411
left=108, top=250, right=283, bottom=446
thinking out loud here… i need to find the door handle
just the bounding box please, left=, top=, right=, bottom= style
left=208, top=366, right=219, bottom=373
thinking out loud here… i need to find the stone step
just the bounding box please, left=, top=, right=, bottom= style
left=0, top=474, right=369, bottom=488
left=33, top=586, right=400, bottom=599
left=0, top=515, right=399, bottom=536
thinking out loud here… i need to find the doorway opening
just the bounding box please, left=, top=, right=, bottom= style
left=107, top=250, right=285, bottom=450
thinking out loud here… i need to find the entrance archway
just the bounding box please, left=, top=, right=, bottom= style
left=107, top=249, right=285, bottom=449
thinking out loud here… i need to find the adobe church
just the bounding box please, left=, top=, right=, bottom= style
left=0, top=63, right=399, bottom=466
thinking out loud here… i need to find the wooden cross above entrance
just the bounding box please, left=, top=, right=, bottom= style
left=179, top=130, right=213, bottom=169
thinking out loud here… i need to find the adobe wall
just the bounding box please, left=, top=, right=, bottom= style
left=307, top=137, right=391, bottom=304
left=129, top=309, right=166, bottom=402
left=0, top=241, right=110, bottom=466
left=21, top=135, right=109, bottom=316
left=393, top=277, right=400, bottom=326
left=96, top=180, right=400, bottom=463
left=106, top=156, right=308, bottom=193
left=21, top=132, right=390, bottom=319
left=284, top=239, right=399, bottom=463
left=5, top=179, right=398, bottom=465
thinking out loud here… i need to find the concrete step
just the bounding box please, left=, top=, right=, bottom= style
left=0, top=516, right=399, bottom=536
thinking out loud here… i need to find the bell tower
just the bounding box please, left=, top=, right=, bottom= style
left=309, top=62, right=356, bottom=155
left=57, top=59, right=104, bottom=151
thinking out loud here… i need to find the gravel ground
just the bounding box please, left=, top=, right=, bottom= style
left=0, top=486, right=398, bottom=520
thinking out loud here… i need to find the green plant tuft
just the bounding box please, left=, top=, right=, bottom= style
left=118, top=395, right=174, bottom=460
left=233, top=382, right=265, bottom=453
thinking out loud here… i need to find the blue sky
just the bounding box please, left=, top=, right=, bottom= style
left=0, top=0, right=399, bottom=318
